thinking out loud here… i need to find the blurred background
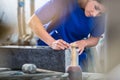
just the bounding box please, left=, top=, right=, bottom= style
left=0, top=0, right=120, bottom=75
left=0, top=0, right=49, bottom=46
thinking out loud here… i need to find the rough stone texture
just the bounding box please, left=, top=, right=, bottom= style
left=0, top=46, right=71, bottom=72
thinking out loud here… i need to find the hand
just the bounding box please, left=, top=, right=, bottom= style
left=70, top=40, right=87, bottom=55
left=50, top=39, right=70, bottom=50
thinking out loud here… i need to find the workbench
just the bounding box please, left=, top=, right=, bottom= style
left=0, top=46, right=105, bottom=80
left=0, top=70, right=105, bottom=80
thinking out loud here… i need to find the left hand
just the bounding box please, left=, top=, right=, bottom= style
left=70, top=40, right=87, bottom=55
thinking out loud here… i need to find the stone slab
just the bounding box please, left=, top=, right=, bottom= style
left=0, top=46, right=71, bottom=72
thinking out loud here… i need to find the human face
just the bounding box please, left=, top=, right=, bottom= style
left=85, top=0, right=105, bottom=17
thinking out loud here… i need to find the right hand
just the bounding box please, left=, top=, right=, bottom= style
left=50, top=39, right=70, bottom=50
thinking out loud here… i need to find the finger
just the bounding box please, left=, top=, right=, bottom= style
left=51, top=41, right=62, bottom=50
left=52, top=40, right=66, bottom=50
left=52, top=44, right=63, bottom=50
left=56, top=42, right=66, bottom=50
left=57, top=40, right=69, bottom=49
left=59, top=40, right=70, bottom=48
left=57, top=44, right=66, bottom=50
left=76, top=48, right=80, bottom=52
left=79, top=48, right=84, bottom=55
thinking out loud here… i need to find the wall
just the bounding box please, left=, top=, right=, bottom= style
left=0, top=0, right=49, bottom=44
left=105, top=0, right=120, bottom=72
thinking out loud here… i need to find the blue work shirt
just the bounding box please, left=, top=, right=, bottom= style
left=35, top=0, right=105, bottom=71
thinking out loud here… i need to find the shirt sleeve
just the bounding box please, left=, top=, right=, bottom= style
left=90, top=14, right=106, bottom=37
left=35, top=0, right=60, bottom=24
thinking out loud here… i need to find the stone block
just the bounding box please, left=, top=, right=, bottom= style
left=0, top=46, right=71, bottom=72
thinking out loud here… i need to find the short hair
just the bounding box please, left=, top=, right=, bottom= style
left=96, top=0, right=104, bottom=4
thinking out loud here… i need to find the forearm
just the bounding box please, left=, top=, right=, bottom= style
left=83, top=36, right=100, bottom=48
left=70, top=36, right=100, bottom=54
left=28, top=14, right=55, bottom=46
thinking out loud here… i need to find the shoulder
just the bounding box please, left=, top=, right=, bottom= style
left=89, top=13, right=106, bottom=24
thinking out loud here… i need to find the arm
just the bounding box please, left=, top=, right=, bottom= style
left=28, top=14, right=69, bottom=50
left=83, top=36, right=100, bottom=47
left=28, top=14, right=55, bottom=46
left=70, top=36, right=100, bottom=54
left=74, top=12, right=105, bottom=54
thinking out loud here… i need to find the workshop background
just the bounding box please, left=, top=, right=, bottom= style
left=0, top=0, right=120, bottom=80
left=0, top=0, right=50, bottom=45
left=0, top=0, right=107, bottom=72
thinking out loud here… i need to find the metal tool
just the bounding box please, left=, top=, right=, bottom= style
left=67, top=44, right=82, bottom=80
left=22, top=64, right=57, bottom=74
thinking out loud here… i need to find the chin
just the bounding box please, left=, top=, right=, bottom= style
left=85, top=13, right=90, bottom=17
left=86, top=15, right=91, bottom=17
left=85, top=14, right=89, bottom=17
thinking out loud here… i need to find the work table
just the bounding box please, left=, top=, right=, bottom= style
left=0, top=46, right=105, bottom=80
left=0, top=70, right=105, bottom=80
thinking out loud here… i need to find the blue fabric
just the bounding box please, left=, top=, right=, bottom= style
left=37, top=2, right=105, bottom=43
left=50, top=3, right=104, bottom=42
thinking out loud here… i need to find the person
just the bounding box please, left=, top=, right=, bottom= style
left=28, top=0, right=106, bottom=71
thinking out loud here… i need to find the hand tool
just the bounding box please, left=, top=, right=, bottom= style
left=66, top=44, right=82, bottom=80
left=22, top=64, right=56, bottom=74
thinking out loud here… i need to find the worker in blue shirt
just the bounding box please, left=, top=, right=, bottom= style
left=28, top=0, right=105, bottom=71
